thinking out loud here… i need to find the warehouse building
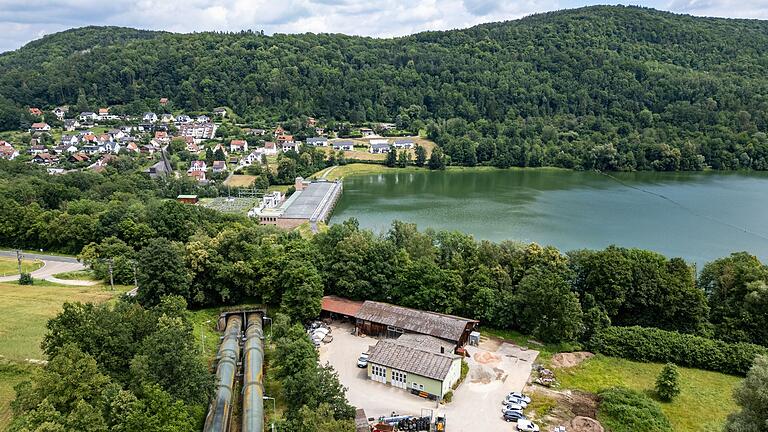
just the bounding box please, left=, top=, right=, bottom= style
left=354, top=300, right=478, bottom=347
left=366, top=333, right=462, bottom=399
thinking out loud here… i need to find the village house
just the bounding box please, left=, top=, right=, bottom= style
left=188, top=170, right=206, bottom=182
left=212, top=160, right=228, bottom=173
left=307, top=117, right=317, bottom=127
left=68, top=153, right=90, bottom=163
left=333, top=140, right=355, bottom=151
left=60, top=134, right=80, bottom=146
left=212, top=143, right=228, bottom=157
left=54, top=144, right=79, bottom=154
left=262, top=141, right=278, bottom=156
left=31, top=153, right=56, bottom=165
left=243, top=150, right=264, bottom=165
left=315, top=127, right=325, bottom=136
left=125, top=142, right=140, bottom=153
left=379, top=122, right=396, bottom=131
left=370, top=142, right=391, bottom=154
left=0, top=142, right=19, bottom=160
left=28, top=107, right=43, bottom=116
left=196, top=115, right=210, bottom=123
left=143, top=112, right=158, bottom=123
left=250, top=128, right=266, bottom=136
left=98, top=108, right=110, bottom=118
left=213, top=108, right=227, bottom=117
left=179, top=122, right=217, bottom=141
left=79, top=112, right=98, bottom=122
left=176, top=114, right=192, bottom=123
left=154, top=131, right=170, bottom=144
left=360, top=127, right=375, bottom=137
left=159, top=97, right=169, bottom=106
left=276, top=134, right=294, bottom=144
left=280, top=141, right=299, bottom=152
left=64, top=119, right=80, bottom=131
left=31, top=122, right=51, bottom=133
left=393, top=139, right=415, bottom=149
left=28, top=145, right=47, bottom=155
left=108, top=129, right=125, bottom=140
left=189, top=160, right=207, bottom=172
left=306, top=137, right=328, bottom=147
left=53, top=106, right=68, bottom=120
left=140, top=145, right=156, bottom=155
left=230, top=139, right=248, bottom=153
left=160, top=113, right=175, bottom=123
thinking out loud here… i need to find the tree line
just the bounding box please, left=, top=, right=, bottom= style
left=4, top=6, right=768, bottom=170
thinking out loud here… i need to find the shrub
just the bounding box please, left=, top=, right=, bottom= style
left=443, top=391, right=453, bottom=403
left=598, top=387, right=673, bottom=432
left=655, top=363, right=681, bottom=402
left=452, top=360, right=470, bottom=390
left=18, top=272, right=33, bottom=285
left=589, top=326, right=767, bottom=375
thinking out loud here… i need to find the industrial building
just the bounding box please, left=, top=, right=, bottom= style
left=256, top=177, right=342, bottom=229
left=366, top=333, right=462, bottom=399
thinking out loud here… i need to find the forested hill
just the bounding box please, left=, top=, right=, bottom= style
left=4, top=5, right=768, bottom=170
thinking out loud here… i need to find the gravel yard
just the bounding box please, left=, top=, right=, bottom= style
left=318, top=322, right=539, bottom=432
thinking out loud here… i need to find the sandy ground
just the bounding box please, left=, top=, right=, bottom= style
left=318, top=322, right=539, bottom=432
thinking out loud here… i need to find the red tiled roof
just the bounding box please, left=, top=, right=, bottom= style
left=321, top=295, right=364, bottom=317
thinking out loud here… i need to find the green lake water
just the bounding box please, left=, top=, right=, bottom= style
left=330, top=169, right=768, bottom=265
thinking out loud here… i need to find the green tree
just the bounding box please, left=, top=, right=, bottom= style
left=136, top=238, right=191, bottom=306
left=428, top=147, right=446, bottom=170
left=724, top=355, right=768, bottom=432
left=414, top=144, right=427, bottom=167
left=655, top=363, right=681, bottom=402
left=397, top=150, right=410, bottom=168
left=514, top=266, right=583, bottom=343
left=280, top=261, right=323, bottom=323
left=385, top=147, right=397, bottom=167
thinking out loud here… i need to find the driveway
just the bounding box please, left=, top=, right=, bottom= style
left=0, top=251, right=96, bottom=286
left=318, top=322, right=539, bottom=432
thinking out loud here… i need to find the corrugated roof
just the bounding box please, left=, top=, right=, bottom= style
left=321, top=295, right=364, bottom=316
left=396, top=333, right=456, bottom=354
left=355, top=301, right=476, bottom=343
left=367, top=338, right=459, bottom=381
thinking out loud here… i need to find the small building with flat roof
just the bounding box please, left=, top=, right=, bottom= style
left=256, top=178, right=343, bottom=229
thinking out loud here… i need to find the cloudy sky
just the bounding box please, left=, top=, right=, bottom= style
left=1, top=0, right=767, bottom=53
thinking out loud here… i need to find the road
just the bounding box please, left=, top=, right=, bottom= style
left=0, top=250, right=97, bottom=285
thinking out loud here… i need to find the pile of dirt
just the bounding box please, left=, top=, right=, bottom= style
left=473, top=351, right=501, bottom=365
left=570, top=416, right=604, bottom=432
left=550, top=351, right=594, bottom=368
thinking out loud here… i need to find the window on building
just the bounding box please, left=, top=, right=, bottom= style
left=372, top=364, right=386, bottom=379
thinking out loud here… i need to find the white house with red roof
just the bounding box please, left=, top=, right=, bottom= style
left=30, top=122, right=51, bottom=132
left=230, top=139, right=248, bottom=153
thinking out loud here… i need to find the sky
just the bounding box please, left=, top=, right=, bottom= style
left=2, top=0, right=768, bottom=53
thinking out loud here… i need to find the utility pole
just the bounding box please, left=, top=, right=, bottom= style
left=108, top=258, right=114, bottom=291
left=16, top=249, right=22, bottom=275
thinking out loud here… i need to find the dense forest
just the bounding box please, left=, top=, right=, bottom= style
left=3, top=6, right=768, bottom=170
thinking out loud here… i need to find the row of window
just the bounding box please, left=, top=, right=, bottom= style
left=371, top=365, right=424, bottom=390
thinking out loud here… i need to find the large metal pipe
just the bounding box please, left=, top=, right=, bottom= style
left=203, top=315, right=242, bottom=432
left=242, top=313, right=265, bottom=432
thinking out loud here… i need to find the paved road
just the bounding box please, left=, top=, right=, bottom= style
left=0, top=250, right=96, bottom=285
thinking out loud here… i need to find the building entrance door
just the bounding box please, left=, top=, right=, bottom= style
left=391, top=369, right=407, bottom=389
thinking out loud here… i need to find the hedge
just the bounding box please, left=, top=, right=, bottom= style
left=588, top=326, right=767, bottom=375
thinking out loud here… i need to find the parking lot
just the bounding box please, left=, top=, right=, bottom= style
left=318, top=322, right=539, bottom=431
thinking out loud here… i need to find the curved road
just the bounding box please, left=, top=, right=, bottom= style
left=0, top=251, right=97, bottom=286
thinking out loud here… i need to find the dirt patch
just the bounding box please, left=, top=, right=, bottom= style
left=473, top=351, right=501, bottom=365
left=570, top=416, right=604, bottom=432
left=551, top=351, right=594, bottom=368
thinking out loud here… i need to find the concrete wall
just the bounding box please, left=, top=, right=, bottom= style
left=440, top=358, right=462, bottom=396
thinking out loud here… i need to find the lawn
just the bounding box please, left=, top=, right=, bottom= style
left=556, top=354, right=742, bottom=432
left=51, top=269, right=98, bottom=280
left=320, top=163, right=425, bottom=180
left=0, top=280, right=127, bottom=431
left=0, top=258, right=42, bottom=277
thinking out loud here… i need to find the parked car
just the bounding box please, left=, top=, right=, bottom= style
left=506, top=392, right=532, bottom=404
left=500, top=403, right=524, bottom=413
left=516, top=420, right=540, bottom=432
left=357, top=353, right=369, bottom=368
left=503, top=410, right=527, bottom=422
left=503, top=397, right=528, bottom=408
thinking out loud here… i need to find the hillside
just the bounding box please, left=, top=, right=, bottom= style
left=3, top=6, right=768, bottom=170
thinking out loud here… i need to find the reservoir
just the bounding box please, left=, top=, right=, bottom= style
left=330, top=169, right=768, bottom=265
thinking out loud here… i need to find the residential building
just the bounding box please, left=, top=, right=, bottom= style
left=187, top=170, right=206, bottom=182
left=98, top=108, right=110, bottom=118
left=159, top=97, right=169, bottom=106
left=68, top=153, right=89, bottom=163
left=143, top=112, right=158, bottom=123
left=307, top=117, right=317, bottom=126
left=28, top=145, right=47, bottom=155
left=276, top=134, right=294, bottom=143
left=281, top=141, right=299, bottom=152
left=306, top=137, right=328, bottom=147
left=179, top=122, right=217, bottom=140
left=243, top=150, right=264, bottom=165
left=212, top=160, right=227, bottom=173
left=196, top=115, right=210, bottom=123
left=213, top=108, right=227, bottom=117
left=273, top=126, right=285, bottom=137
left=176, top=114, right=192, bottom=123
left=31, top=153, right=56, bottom=165
left=154, top=131, right=170, bottom=144
left=370, top=143, right=391, bottom=154
left=177, top=195, right=199, bottom=204
left=31, top=122, right=51, bottom=132
left=360, top=127, right=375, bottom=137
left=393, top=139, right=415, bottom=149
left=28, top=107, right=42, bottom=116
left=230, top=139, right=248, bottom=153
left=189, top=160, right=207, bottom=172
left=333, top=140, right=355, bottom=151
left=0, top=142, right=19, bottom=160
left=53, top=106, right=68, bottom=120
left=64, top=119, right=80, bottom=131
left=160, top=113, right=175, bottom=123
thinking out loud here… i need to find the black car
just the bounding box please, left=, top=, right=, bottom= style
left=503, top=410, right=527, bottom=422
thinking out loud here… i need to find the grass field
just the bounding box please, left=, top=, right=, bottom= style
left=223, top=174, right=257, bottom=187
left=51, top=270, right=98, bottom=280
left=320, top=163, right=425, bottom=180
left=0, top=280, right=127, bottom=431
left=0, top=258, right=42, bottom=277
left=556, top=355, right=741, bottom=432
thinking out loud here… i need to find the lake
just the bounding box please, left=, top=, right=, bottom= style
left=330, top=168, right=768, bottom=265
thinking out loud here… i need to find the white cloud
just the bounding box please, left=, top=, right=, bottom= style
left=1, top=0, right=767, bottom=53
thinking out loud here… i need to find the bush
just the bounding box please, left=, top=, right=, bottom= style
left=598, top=387, right=673, bottom=432
left=443, top=391, right=453, bottom=403
left=18, top=272, right=33, bottom=285
left=655, top=363, right=680, bottom=402
left=589, top=326, right=767, bottom=375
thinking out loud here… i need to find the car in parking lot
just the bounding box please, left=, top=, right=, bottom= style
left=500, top=402, right=524, bottom=413
left=506, top=392, right=532, bottom=404
left=503, top=410, right=527, bottom=422
left=516, top=419, right=540, bottom=432
left=357, top=353, right=369, bottom=368
left=503, top=397, right=528, bottom=409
